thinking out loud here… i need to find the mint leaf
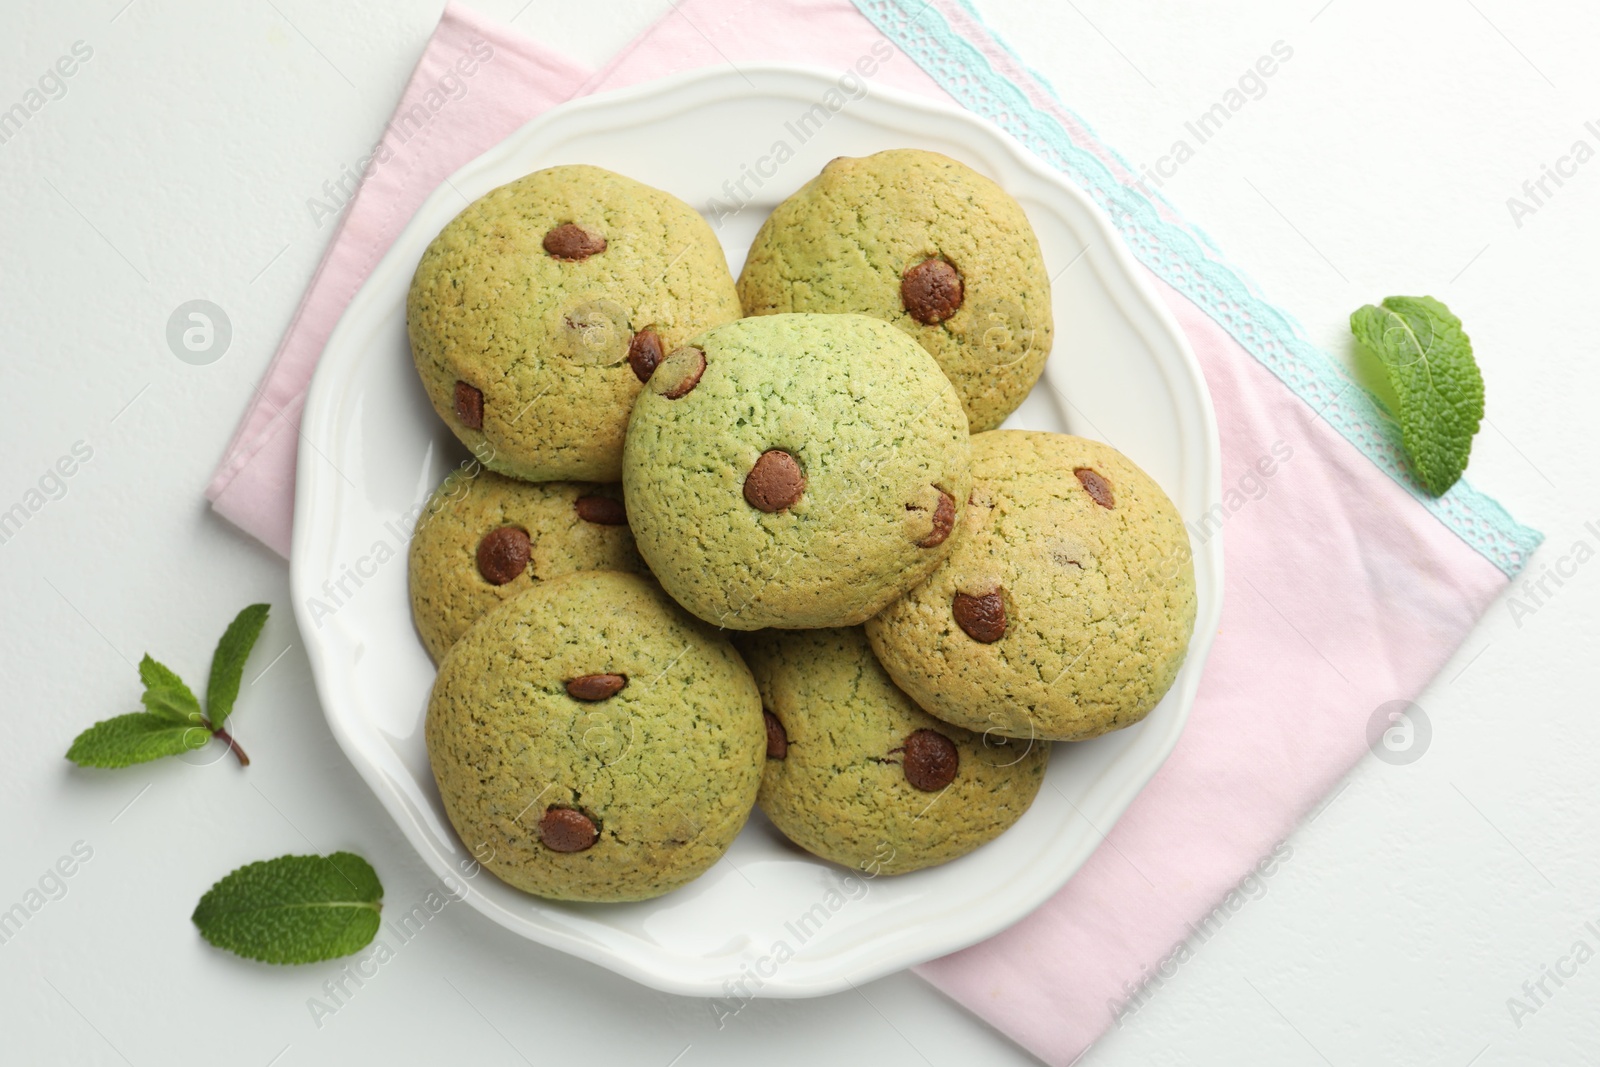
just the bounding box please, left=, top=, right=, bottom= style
left=140, top=683, right=205, bottom=726
left=138, top=655, right=199, bottom=718
left=1350, top=296, right=1484, bottom=496
left=192, top=852, right=383, bottom=964
left=206, top=603, right=270, bottom=730
left=66, top=713, right=207, bottom=768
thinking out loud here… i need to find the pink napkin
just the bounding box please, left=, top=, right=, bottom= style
left=206, top=2, right=1540, bottom=1063
left=205, top=8, right=591, bottom=554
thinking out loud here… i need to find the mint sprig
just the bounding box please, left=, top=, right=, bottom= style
left=1350, top=295, right=1484, bottom=496
left=192, top=852, right=383, bottom=964
left=66, top=603, right=270, bottom=769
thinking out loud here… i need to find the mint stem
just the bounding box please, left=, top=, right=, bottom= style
left=213, top=726, right=250, bottom=768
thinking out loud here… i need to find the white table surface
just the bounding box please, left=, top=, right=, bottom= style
left=3, top=1, right=1596, bottom=1064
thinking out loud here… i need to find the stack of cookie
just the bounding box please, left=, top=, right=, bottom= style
left=407, top=151, right=1196, bottom=903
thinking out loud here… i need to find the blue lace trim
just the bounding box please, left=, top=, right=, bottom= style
left=853, top=0, right=1542, bottom=578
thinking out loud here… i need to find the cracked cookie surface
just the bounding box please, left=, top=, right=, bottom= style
left=622, top=313, right=972, bottom=630
left=865, top=431, right=1197, bottom=741
left=408, top=165, right=741, bottom=482
left=741, top=627, right=1048, bottom=875
left=737, top=149, right=1053, bottom=432
left=407, top=467, right=643, bottom=663
left=426, top=571, right=764, bottom=902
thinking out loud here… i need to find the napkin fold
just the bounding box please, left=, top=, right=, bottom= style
left=206, top=2, right=1541, bottom=1063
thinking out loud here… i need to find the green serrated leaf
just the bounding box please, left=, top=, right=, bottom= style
left=140, top=683, right=205, bottom=726
left=1350, top=295, right=1485, bottom=496
left=137, top=655, right=200, bottom=722
left=192, top=852, right=383, bottom=965
left=66, top=713, right=209, bottom=768
left=206, top=603, right=270, bottom=730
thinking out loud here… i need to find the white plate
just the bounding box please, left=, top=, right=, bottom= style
left=292, top=64, right=1222, bottom=998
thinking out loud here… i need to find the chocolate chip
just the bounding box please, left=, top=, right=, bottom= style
left=566, top=674, right=627, bottom=701
left=763, top=710, right=788, bottom=760
left=915, top=488, right=957, bottom=548
left=575, top=495, right=627, bottom=525
left=743, top=450, right=806, bottom=512
left=543, top=222, right=606, bottom=261
left=902, top=258, right=964, bottom=325
left=952, top=589, right=1006, bottom=643
left=1074, top=467, right=1114, bottom=508
left=901, top=729, right=959, bottom=791
left=650, top=346, right=706, bottom=399
left=539, top=808, right=598, bottom=852
left=454, top=380, right=483, bottom=430
left=475, top=526, right=530, bottom=585
left=627, top=329, right=665, bottom=382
